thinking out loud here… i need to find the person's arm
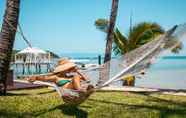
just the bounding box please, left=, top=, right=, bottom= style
left=41, top=75, right=58, bottom=82
left=27, top=75, right=58, bottom=83
left=76, top=70, right=89, bottom=81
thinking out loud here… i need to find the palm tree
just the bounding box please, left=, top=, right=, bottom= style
left=95, top=20, right=182, bottom=55
left=0, top=0, right=20, bottom=95
left=96, top=0, right=119, bottom=86
left=95, top=20, right=182, bottom=86
left=95, top=19, right=109, bottom=33
left=113, top=22, right=165, bottom=55
left=104, top=0, right=119, bottom=63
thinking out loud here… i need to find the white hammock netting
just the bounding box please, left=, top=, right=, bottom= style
left=82, top=23, right=186, bottom=88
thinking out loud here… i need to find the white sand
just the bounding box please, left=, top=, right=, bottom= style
left=14, top=80, right=186, bottom=96
left=98, top=86, right=186, bottom=96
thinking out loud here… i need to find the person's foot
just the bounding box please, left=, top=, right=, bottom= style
left=85, top=84, right=95, bottom=96
left=87, top=84, right=94, bottom=90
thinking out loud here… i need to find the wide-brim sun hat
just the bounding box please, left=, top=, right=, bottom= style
left=57, top=58, right=70, bottom=65
left=53, top=59, right=76, bottom=73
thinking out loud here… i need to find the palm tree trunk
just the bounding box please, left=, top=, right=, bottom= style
left=97, top=0, right=119, bottom=86
left=104, top=0, right=119, bottom=63
left=0, top=0, right=20, bottom=95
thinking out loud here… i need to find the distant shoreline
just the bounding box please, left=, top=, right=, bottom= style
left=162, top=56, right=186, bottom=59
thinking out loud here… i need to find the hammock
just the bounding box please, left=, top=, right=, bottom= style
left=32, top=71, right=142, bottom=106
left=33, top=81, right=93, bottom=106
left=33, top=23, right=186, bottom=105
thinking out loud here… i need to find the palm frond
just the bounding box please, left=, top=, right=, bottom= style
left=113, top=28, right=129, bottom=55
left=128, top=22, right=165, bottom=50
left=95, top=19, right=109, bottom=33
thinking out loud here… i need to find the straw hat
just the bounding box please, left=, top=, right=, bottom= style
left=57, top=58, right=70, bottom=65
left=53, top=59, right=76, bottom=73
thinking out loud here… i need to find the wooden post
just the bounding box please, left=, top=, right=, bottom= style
left=38, top=64, right=41, bottom=74
left=98, top=55, right=101, bottom=65
left=15, top=64, right=18, bottom=74
left=47, top=63, right=51, bottom=72
left=22, top=63, right=25, bottom=75
left=35, top=63, right=38, bottom=74
left=98, top=55, right=102, bottom=86
left=28, top=63, right=31, bottom=74
left=47, top=53, right=51, bottom=72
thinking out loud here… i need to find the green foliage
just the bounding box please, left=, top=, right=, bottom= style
left=113, top=28, right=129, bottom=55
left=95, top=19, right=183, bottom=55
left=113, top=22, right=165, bottom=55
left=128, top=22, right=165, bottom=49
left=1, top=88, right=186, bottom=118
left=95, top=19, right=109, bottom=33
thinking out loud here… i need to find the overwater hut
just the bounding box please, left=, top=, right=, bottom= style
left=14, top=47, right=51, bottom=75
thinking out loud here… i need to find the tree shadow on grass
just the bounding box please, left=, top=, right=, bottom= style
left=135, top=92, right=186, bottom=108
left=0, top=92, right=29, bottom=96
left=59, top=105, right=88, bottom=118
left=0, top=110, right=33, bottom=118
left=35, top=104, right=88, bottom=118
left=0, top=104, right=88, bottom=118
left=88, top=97, right=186, bottom=118
left=37, top=90, right=54, bottom=95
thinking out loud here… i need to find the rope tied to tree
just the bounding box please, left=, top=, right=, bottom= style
left=4, top=18, right=32, bottom=47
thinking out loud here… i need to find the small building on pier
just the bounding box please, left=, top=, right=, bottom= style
left=14, top=47, right=51, bottom=75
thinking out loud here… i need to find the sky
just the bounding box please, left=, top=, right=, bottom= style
left=0, top=0, right=186, bottom=55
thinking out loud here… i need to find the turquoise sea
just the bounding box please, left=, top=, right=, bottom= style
left=61, top=53, right=186, bottom=90
left=136, top=56, right=186, bottom=90
left=14, top=53, right=186, bottom=90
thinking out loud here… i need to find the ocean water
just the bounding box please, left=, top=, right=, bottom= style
left=136, top=57, right=186, bottom=90
left=13, top=53, right=186, bottom=90
left=60, top=53, right=186, bottom=90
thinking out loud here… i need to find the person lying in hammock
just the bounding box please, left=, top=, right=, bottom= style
left=27, top=59, right=94, bottom=95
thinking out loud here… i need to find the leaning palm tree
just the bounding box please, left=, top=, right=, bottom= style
left=104, top=0, right=119, bottom=63
left=97, top=0, right=119, bottom=86
left=0, top=0, right=20, bottom=95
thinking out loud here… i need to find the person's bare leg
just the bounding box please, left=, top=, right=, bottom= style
left=41, top=75, right=58, bottom=82
left=28, top=75, right=58, bottom=83
left=63, top=82, right=74, bottom=89
left=63, top=75, right=81, bottom=90
left=72, top=75, right=81, bottom=90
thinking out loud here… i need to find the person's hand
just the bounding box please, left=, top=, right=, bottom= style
left=27, top=76, right=37, bottom=83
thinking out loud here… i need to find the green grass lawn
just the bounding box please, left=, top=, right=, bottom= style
left=1, top=88, right=186, bottom=118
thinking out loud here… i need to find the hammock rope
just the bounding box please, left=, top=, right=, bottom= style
left=4, top=18, right=32, bottom=47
